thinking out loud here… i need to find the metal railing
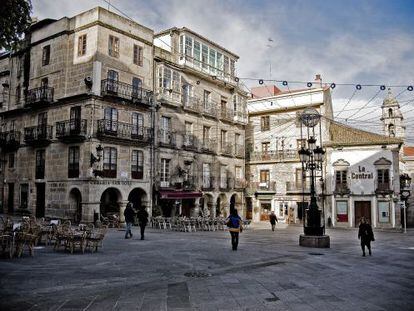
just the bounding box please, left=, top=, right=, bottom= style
left=56, top=119, right=87, bottom=138
left=202, top=100, right=218, bottom=118
left=182, top=96, right=201, bottom=113
left=251, top=181, right=276, bottom=191
left=97, top=120, right=151, bottom=143
left=201, top=138, right=217, bottom=153
left=26, top=86, right=54, bottom=106
left=182, top=133, right=198, bottom=150
left=24, top=125, right=53, bottom=143
left=220, top=108, right=234, bottom=122
left=158, top=129, right=176, bottom=147
left=0, top=131, right=21, bottom=145
left=249, top=149, right=299, bottom=161
left=221, top=143, right=233, bottom=156
left=376, top=182, right=391, bottom=192
left=233, top=110, right=248, bottom=124
left=101, top=79, right=152, bottom=105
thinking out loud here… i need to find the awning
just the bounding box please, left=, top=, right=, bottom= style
left=159, top=191, right=203, bottom=199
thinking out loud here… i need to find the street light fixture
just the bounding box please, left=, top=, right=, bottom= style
left=298, top=108, right=330, bottom=247
left=400, top=173, right=412, bottom=233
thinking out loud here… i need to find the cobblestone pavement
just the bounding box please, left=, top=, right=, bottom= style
left=1, top=223, right=413, bottom=311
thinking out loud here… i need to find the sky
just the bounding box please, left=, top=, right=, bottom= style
left=32, top=0, right=414, bottom=141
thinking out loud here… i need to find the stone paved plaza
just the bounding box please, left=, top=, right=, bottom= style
left=0, top=223, right=413, bottom=311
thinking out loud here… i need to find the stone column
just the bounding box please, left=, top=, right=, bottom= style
left=81, top=202, right=100, bottom=223
left=371, top=196, right=377, bottom=228
left=193, top=198, right=201, bottom=217
left=349, top=196, right=354, bottom=228
left=119, top=200, right=129, bottom=223
left=210, top=202, right=217, bottom=218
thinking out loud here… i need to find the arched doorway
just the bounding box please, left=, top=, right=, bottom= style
left=128, top=188, right=147, bottom=210
left=217, top=193, right=228, bottom=217
left=100, top=188, right=122, bottom=217
left=230, top=194, right=236, bottom=213
left=203, top=194, right=214, bottom=217
left=69, top=188, right=82, bottom=223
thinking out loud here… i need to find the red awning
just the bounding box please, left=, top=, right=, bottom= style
left=159, top=191, right=203, bottom=199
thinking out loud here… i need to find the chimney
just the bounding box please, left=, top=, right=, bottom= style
left=315, top=74, right=322, bottom=87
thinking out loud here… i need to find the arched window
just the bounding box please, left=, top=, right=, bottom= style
left=388, top=108, right=393, bottom=118
left=388, top=124, right=395, bottom=137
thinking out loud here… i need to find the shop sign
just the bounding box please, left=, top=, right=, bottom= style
left=49, top=182, right=66, bottom=192
left=351, top=166, right=373, bottom=179
left=89, top=180, right=132, bottom=186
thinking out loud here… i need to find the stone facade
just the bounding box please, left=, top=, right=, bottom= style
left=153, top=28, right=248, bottom=218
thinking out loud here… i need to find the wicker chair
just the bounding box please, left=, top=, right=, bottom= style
left=86, top=225, right=108, bottom=252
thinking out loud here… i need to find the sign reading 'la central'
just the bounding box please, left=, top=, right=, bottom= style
left=351, top=166, right=373, bottom=179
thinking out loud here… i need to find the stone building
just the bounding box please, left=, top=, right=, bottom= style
left=153, top=28, right=248, bottom=218
left=324, top=122, right=402, bottom=229
left=246, top=81, right=333, bottom=223
left=0, top=7, right=154, bottom=222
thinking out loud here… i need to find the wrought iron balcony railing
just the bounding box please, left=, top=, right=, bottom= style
left=182, top=96, right=201, bottom=113
left=158, top=129, right=176, bottom=148
left=220, top=108, right=234, bottom=122
left=56, top=119, right=87, bottom=142
left=26, top=86, right=54, bottom=106
left=234, top=110, right=248, bottom=124
left=235, top=144, right=245, bottom=158
left=97, top=120, right=151, bottom=144
left=201, top=138, right=217, bottom=153
left=202, top=101, right=218, bottom=118
left=375, top=182, right=392, bottom=193
left=221, top=143, right=233, bottom=156
left=182, top=133, right=198, bottom=150
left=24, top=125, right=53, bottom=145
left=249, top=149, right=299, bottom=162
left=101, top=79, right=152, bottom=106
left=0, top=131, right=21, bottom=150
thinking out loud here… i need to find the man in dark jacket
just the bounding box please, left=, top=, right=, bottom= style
left=137, top=207, right=149, bottom=240
left=269, top=211, right=278, bottom=231
left=358, top=217, right=374, bottom=256
left=124, top=202, right=135, bottom=239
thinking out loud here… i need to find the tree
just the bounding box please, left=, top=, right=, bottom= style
left=0, top=0, right=32, bottom=51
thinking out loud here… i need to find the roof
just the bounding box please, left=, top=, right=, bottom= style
left=248, top=86, right=328, bottom=103
left=403, top=146, right=414, bottom=157
left=155, top=27, right=239, bottom=59
left=382, top=88, right=399, bottom=107
left=326, top=121, right=403, bottom=147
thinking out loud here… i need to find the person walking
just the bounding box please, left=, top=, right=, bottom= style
left=137, top=207, right=149, bottom=240
left=226, top=209, right=243, bottom=251
left=358, top=217, right=375, bottom=256
left=269, top=211, right=278, bottom=231
left=124, top=202, right=135, bottom=239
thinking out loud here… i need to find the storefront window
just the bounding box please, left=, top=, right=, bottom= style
left=378, top=201, right=390, bottom=223
left=336, top=201, right=348, bottom=222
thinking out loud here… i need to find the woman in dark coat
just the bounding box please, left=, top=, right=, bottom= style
left=226, top=209, right=243, bottom=251
left=358, top=217, right=374, bottom=256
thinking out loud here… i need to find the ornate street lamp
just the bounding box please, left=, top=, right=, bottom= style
left=90, top=144, right=104, bottom=177
left=298, top=108, right=330, bottom=247
left=400, top=173, right=412, bottom=233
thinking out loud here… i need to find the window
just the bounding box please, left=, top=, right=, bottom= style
left=388, top=108, right=393, bottom=118
left=235, top=133, right=241, bottom=146
left=193, top=41, right=201, bottom=67
left=233, top=95, right=238, bottom=112
left=203, top=126, right=210, bottom=144
left=131, top=150, right=144, bottom=179
left=261, top=116, right=270, bottom=131
left=388, top=124, right=395, bottom=137
left=8, top=153, right=15, bottom=168
left=133, top=45, right=143, bottom=66
left=336, top=201, right=348, bottom=222
left=209, top=49, right=216, bottom=74
left=185, top=122, right=193, bottom=135
left=35, top=150, right=45, bottom=179
left=335, top=170, right=348, bottom=190
left=377, top=169, right=390, bottom=185
left=185, top=36, right=193, bottom=59
left=108, top=35, right=120, bottom=57
left=202, top=163, right=211, bottom=188
left=260, top=170, right=270, bottom=183
left=42, top=45, right=50, bottom=66
left=297, top=139, right=306, bottom=149
left=203, top=90, right=210, bottom=108
left=132, top=77, right=142, bottom=98
left=184, top=122, right=193, bottom=146
left=68, top=146, right=80, bottom=178
left=103, top=147, right=117, bottom=178
left=378, top=201, right=390, bottom=223
left=70, top=106, right=81, bottom=132
left=220, top=165, right=227, bottom=188
left=160, top=116, right=171, bottom=143
left=220, top=130, right=227, bottom=149
left=41, top=77, right=48, bottom=88
left=235, top=166, right=242, bottom=184
left=161, top=158, right=170, bottom=186
left=20, top=184, right=29, bottom=209
left=104, top=107, right=118, bottom=132
left=107, top=70, right=119, bottom=82
left=230, top=59, right=235, bottom=77
left=202, top=44, right=208, bottom=69
left=107, top=70, right=119, bottom=93
left=179, top=35, right=184, bottom=55
left=295, top=168, right=306, bottom=189
left=16, top=85, right=21, bottom=104
left=216, top=52, right=223, bottom=73
left=261, top=142, right=270, bottom=153
left=132, top=112, right=144, bottom=137
left=78, top=34, right=87, bottom=56
left=182, top=83, right=192, bottom=106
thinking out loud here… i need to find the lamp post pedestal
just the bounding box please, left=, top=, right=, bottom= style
left=299, top=234, right=330, bottom=248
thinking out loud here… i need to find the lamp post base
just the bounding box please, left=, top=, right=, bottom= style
left=299, top=234, right=330, bottom=248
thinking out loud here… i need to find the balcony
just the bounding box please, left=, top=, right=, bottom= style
left=334, top=183, right=350, bottom=195
left=234, top=110, right=248, bottom=124
left=202, top=176, right=215, bottom=191
left=249, top=149, right=299, bottom=162
left=156, top=87, right=181, bottom=106
left=158, top=129, right=176, bottom=148
left=220, top=108, right=234, bottom=122
left=24, top=125, right=53, bottom=146
left=235, top=144, right=245, bottom=158
left=56, top=119, right=87, bottom=143
left=202, top=101, right=218, bottom=118
left=0, top=131, right=21, bottom=151
left=219, top=177, right=232, bottom=191
left=286, top=181, right=310, bottom=194
left=182, top=134, right=198, bottom=151
left=234, top=178, right=246, bottom=189
left=375, top=182, right=392, bottom=195
left=221, top=143, right=233, bottom=157
left=201, top=138, right=217, bottom=154
left=101, top=79, right=152, bottom=106
left=26, top=86, right=54, bottom=107
left=182, top=96, right=201, bottom=113
left=97, top=120, right=151, bottom=145
left=252, top=181, right=276, bottom=192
